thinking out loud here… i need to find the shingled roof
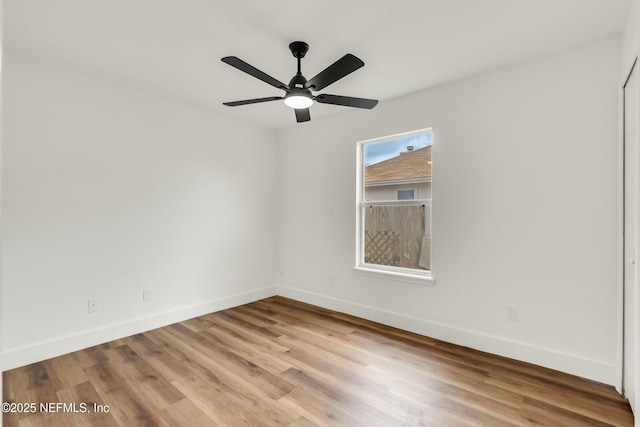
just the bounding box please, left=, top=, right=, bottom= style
left=365, top=145, right=431, bottom=183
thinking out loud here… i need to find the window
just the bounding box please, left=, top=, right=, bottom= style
left=355, top=129, right=433, bottom=284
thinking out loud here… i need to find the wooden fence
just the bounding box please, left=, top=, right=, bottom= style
left=364, top=205, right=430, bottom=270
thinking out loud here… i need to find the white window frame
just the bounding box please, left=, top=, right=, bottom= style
left=354, top=128, right=434, bottom=286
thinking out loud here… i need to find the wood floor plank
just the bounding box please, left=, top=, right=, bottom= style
left=163, top=324, right=294, bottom=401
left=230, top=304, right=282, bottom=328
left=94, top=379, right=171, bottom=427
left=150, top=327, right=298, bottom=426
left=277, top=351, right=426, bottom=427
left=286, top=415, right=317, bottom=427
left=106, top=344, right=185, bottom=409
left=271, top=321, right=372, bottom=367
left=203, top=311, right=291, bottom=354
left=277, top=386, right=373, bottom=427
left=3, top=296, right=634, bottom=427
left=84, top=359, right=171, bottom=427
left=520, top=396, right=620, bottom=427
left=123, top=333, right=191, bottom=382
left=485, top=372, right=632, bottom=426
left=55, top=381, right=118, bottom=427
left=41, top=353, right=88, bottom=390
left=158, top=398, right=218, bottom=427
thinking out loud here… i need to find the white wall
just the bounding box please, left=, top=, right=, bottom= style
left=622, top=0, right=640, bottom=420
left=1, top=52, right=278, bottom=369
left=623, top=0, right=640, bottom=67
left=276, top=38, right=621, bottom=384
left=1, top=1, right=4, bottom=422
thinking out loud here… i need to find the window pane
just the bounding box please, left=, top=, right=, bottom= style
left=397, top=189, right=415, bottom=200
left=358, top=129, right=432, bottom=275
left=364, top=204, right=430, bottom=270
left=363, top=135, right=432, bottom=202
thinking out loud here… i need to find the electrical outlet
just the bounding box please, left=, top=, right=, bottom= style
left=88, top=299, right=99, bottom=313
left=506, top=306, right=518, bottom=322
left=329, top=276, right=335, bottom=286
left=143, top=288, right=152, bottom=302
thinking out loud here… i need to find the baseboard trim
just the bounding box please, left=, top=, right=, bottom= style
left=274, top=285, right=616, bottom=386
left=3, top=284, right=616, bottom=386
left=2, top=285, right=277, bottom=371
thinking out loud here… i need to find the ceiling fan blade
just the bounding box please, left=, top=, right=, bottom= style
left=304, top=54, right=364, bottom=91
left=315, top=94, right=378, bottom=109
left=223, top=96, right=283, bottom=107
left=295, top=108, right=311, bottom=123
left=221, top=56, right=289, bottom=90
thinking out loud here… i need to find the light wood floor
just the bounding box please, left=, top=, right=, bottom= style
left=3, top=296, right=634, bottom=426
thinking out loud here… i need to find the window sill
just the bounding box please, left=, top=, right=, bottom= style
left=353, top=266, right=435, bottom=286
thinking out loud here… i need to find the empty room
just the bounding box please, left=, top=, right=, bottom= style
left=1, top=0, right=640, bottom=426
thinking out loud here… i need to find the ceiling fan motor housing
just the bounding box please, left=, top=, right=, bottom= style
left=289, top=73, right=308, bottom=90
left=289, top=41, right=309, bottom=59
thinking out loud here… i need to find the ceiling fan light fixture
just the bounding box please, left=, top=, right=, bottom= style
left=284, top=94, right=313, bottom=109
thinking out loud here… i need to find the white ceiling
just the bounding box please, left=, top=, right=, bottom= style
left=4, top=0, right=632, bottom=129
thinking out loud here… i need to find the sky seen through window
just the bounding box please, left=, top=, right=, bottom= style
left=364, top=133, right=432, bottom=166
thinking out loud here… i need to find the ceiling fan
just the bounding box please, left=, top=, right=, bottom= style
left=221, top=41, right=378, bottom=123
